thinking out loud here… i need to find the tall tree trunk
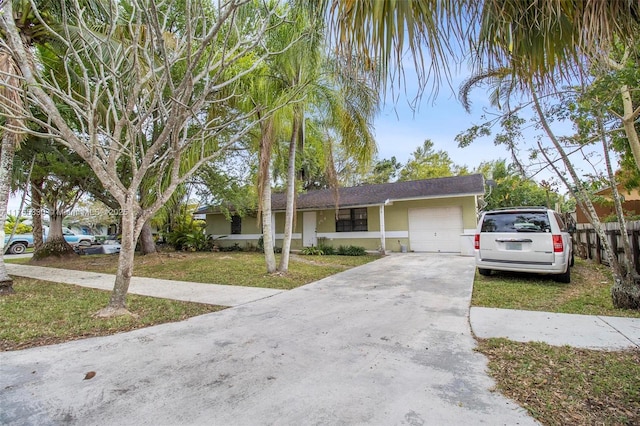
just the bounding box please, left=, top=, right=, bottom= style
left=605, top=52, right=640, bottom=172
left=278, top=111, right=301, bottom=272
left=31, top=178, right=44, bottom=250
left=258, top=119, right=277, bottom=273
left=619, top=85, right=640, bottom=171
left=261, top=181, right=277, bottom=273
left=139, top=220, right=157, bottom=254
left=32, top=212, right=76, bottom=261
left=0, top=132, right=16, bottom=294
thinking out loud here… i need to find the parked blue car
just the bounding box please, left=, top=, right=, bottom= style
left=4, top=227, right=96, bottom=254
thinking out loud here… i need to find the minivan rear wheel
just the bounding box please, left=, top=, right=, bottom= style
left=478, top=268, right=492, bottom=276
left=554, top=265, right=571, bottom=283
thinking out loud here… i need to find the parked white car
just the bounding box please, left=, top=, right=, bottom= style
left=474, top=207, right=574, bottom=283
left=77, top=238, right=121, bottom=255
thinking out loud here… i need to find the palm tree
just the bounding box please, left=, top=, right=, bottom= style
left=232, top=4, right=374, bottom=273
left=0, top=0, right=45, bottom=294
left=226, top=1, right=297, bottom=273
left=320, top=0, right=639, bottom=91
left=267, top=6, right=378, bottom=272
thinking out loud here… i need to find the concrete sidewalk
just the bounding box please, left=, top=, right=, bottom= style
left=470, top=307, right=640, bottom=350
left=5, top=263, right=282, bottom=307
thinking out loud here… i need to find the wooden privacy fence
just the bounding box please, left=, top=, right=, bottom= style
left=573, top=221, right=640, bottom=273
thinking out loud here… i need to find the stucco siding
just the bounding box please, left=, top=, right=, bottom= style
left=274, top=212, right=302, bottom=233
left=206, top=214, right=262, bottom=236
left=385, top=197, right=477, bottom=230
left=316, top=210, right=335, bottom=233
left=206, top=214, right=231, bottom=236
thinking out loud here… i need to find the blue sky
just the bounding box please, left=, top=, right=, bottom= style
left=372, top=67, right=608, bottom=187
left=373, top=84, right=495, bottom=172
left=372, top=67, right=502, bottom=174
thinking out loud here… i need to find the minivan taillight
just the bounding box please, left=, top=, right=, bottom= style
left=474, top=234, right=480, bottom=250
left=552, top=235, right=563, bottom=252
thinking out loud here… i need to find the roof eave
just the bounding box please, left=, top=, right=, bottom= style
left=270, top=191, right=484, bottom=213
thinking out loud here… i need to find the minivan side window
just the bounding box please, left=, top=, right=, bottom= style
left=554, top=213, right=567, bottom=232
left=481, top=212, right=551, bottom=233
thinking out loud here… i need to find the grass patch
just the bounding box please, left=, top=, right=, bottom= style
left=20, top=252, right=378, bottom=290
left=472, top=258, right=640, bottom=318
left=0, top=277, right=224, bottom=351
left=477, top=338, right=640, bottom=426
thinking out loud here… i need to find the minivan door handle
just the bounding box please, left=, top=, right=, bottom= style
left=495, top=238, right=533, bottom=243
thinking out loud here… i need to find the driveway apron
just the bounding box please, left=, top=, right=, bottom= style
left=0, top=253, right=536, bottom=425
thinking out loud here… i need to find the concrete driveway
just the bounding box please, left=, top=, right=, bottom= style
left=0, top=253, right=536, bottom=425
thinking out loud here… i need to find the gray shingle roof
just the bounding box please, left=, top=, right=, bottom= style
left=196, top=174, right=484, bottom=214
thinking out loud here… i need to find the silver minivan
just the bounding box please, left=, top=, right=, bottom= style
left=474, top=207, right=573, bottom=283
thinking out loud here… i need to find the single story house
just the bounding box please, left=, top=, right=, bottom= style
left=197, top=174, right=486, bottom=255
left=575, top=184, right=640, bottom=223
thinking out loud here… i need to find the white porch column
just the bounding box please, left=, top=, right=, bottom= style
left=379, top=204, right=386, bottom=254
left=271, top=213, right=276, bottom=245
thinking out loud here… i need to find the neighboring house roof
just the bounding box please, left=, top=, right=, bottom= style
left=594, top=184, right=640, bottom=201
left=196, top=174, right=485, bottom=214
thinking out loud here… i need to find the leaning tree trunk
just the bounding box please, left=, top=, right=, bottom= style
left=0, top=47, right=23, bottom=294
left=619, top=84, right=640, bottom=172
left=599, top=115, right=640, bottom=309
left=31, top=213, right=76, bottom=261
left=138, top=220, right=157, bottom=255
left=278, top=112, right=301, bottom=273
left=534, top=88, right=638, bottom=309
left=0, top=132, right=17, bottom=294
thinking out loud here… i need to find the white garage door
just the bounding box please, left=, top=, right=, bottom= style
left=408, top=207, right=462, bottom=253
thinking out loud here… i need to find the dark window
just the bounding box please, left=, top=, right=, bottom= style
left=231, top=215, right=242, bottom=234
left=336, top=208, right=368, bottom=232
left=481, top=212, right=551, bottom=233
left=554, top=213, right=567, bottom=232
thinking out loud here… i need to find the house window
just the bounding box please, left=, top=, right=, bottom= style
left=231, top=215, right=242, bottom=234
left=336, top=208, right=368, bottom=232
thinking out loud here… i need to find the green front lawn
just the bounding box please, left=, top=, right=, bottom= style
left=471, top=258, right=640, bottom=318
left=479, top=339, right=640, bottom=426
left=9, top=251, right=378, bottom=290
left=0, top=277, right=224, bottom=351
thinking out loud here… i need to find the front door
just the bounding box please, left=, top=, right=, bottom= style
left=303, top=211, right=317, bottom=247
